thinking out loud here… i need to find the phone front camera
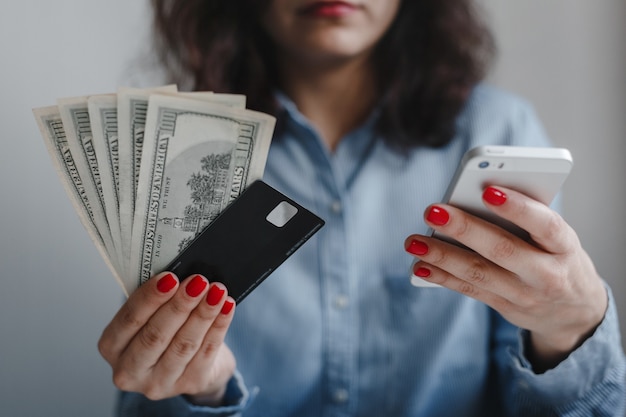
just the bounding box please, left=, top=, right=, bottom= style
left=478, top=161, right=489, bottom=169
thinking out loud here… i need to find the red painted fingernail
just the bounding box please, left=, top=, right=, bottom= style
left=406, top=239, right=429, bottom=256
left=413, top=265, right=432, bottom=278
left=426, top=206, right=450, bottom=226
left=483, top=187, right=507, bottom=206
left=156, top=273, right=177, bottom=293
left=186, top=275, right=208, bottom=297
left=220, top=299, right=235, bottom=315
left=206, top=284, right=226, bottom=306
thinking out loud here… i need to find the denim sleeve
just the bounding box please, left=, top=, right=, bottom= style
left=493, top=285, right=626, bottom=416
left=116, top=370, right=256, bottom=417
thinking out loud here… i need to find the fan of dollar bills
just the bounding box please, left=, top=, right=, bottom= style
left=33, top=86, right=276, bottom=296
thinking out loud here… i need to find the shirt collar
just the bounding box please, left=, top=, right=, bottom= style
left=273, top=91, right=382, bottom=191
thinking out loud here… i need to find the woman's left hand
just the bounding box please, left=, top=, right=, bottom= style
left=404, top=186, right=608, bottom=372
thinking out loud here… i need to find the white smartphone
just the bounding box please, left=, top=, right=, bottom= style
left=410, top=145, right=573, bottom=287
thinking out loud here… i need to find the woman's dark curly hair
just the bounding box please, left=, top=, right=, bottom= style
left=151, top=0, right=495, bottom=148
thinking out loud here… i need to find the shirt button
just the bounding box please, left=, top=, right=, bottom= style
left=330, top=200, right=342, bottom=214
left=333, top=388, right=349, bottom=404
left=334, top=295, right=349, bottom=309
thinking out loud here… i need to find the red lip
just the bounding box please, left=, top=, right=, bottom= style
left=298, top=1, right=359, bottom=18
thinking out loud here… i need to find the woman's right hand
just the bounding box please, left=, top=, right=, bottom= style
left=98, top=271, right=236, bottom=406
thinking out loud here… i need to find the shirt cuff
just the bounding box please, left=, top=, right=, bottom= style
left=117, top=370, right=257, bottom=417
left=181, top=370, right=257, bottom=416
left=507, top=284, right=625, bottom=404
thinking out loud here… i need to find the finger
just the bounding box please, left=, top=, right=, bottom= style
left=405, top=235, right=527, bottom=302
left=422, top=203, right=552, bottom=285
left=409, top=260, right=516, bottom=314
left=99, top=271, right=179, bottom=364
left=482, top=186, right=577, bottom=254
left=180, top=297, right=236, bottom=389
left=153, top=283, right=228, bottom=384
left=118, top=274, right=210, bottom=374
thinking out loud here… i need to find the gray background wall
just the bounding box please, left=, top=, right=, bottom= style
left=1, top=1, right=624, bottom=416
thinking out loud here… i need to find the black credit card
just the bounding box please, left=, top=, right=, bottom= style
left=163, top=180, right=325, bottom=303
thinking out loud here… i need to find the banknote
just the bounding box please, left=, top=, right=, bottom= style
left=117, top=87, right=246, bottom=278
left=57, top=96, right=122, bottom=275
left=129, top=94, right=276, bottom=289
left=88, top=94, right=124, bottom=273
left=116, top=88, right=245, bottom=229
left=32, top=106, right=125, bottom=291
left=117, top=85, right=178, bottom=277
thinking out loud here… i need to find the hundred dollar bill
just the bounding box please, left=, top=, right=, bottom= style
left=32, top=106, right=125, bottom=292
left=117, top=85, right=178, bottom=265
left=57, top=96, right=122, bottom=275
left=88, top=94, right=124, bottom=274
left=129, top=94, right=275, bottom=290
left=115, top=89, right=245, bottom=277
left=117, top=87, right=245, bottom=280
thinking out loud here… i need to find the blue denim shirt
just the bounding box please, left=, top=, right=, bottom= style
left=118, top=85, right=626, bottom=417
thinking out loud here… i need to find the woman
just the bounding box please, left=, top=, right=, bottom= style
left=99, top=0, right=626, bottom=415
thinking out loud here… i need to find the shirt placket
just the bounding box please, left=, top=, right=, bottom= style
left=318, top=172, right=357, bottom=417
left=280, top=101, right=374, bottom=417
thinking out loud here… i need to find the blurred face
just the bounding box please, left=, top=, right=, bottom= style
left=261, top=0, right=401, bottom=67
